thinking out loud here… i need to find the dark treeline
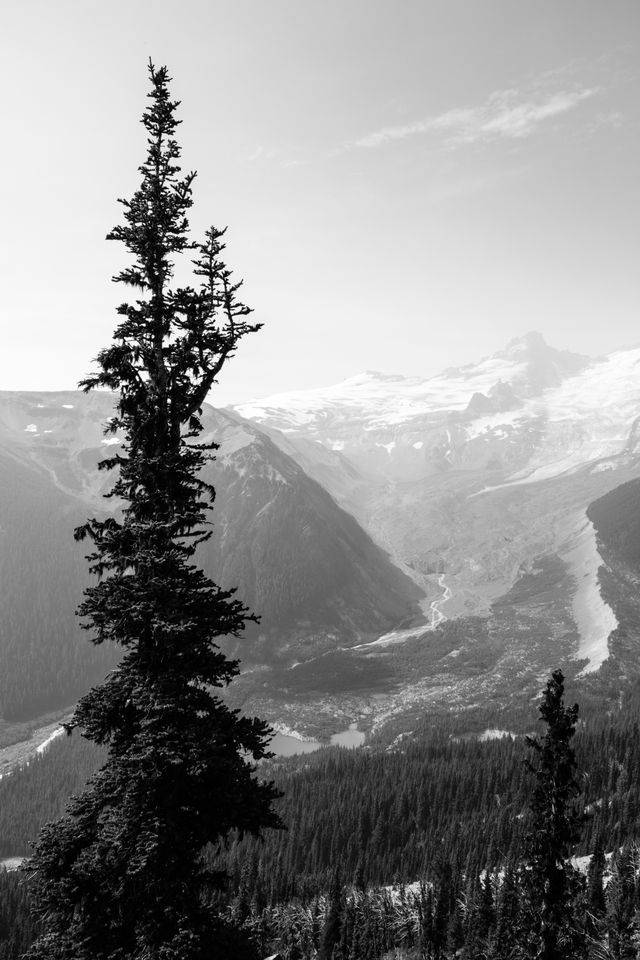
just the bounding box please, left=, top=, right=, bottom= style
left=3, top=686, right=640, bottom=877
left=0, top=872, right=36, bottom=960
left=212, top=676, right=640, bottom=958
left=217, top=841, right=640, bottom=959
left=2, top=682, right=640, bottom=956
left=222, top=685, right=640, bottom=905
left=2, top=829, right=639, bottom=958
left=0, top=735, right=102, bottom=857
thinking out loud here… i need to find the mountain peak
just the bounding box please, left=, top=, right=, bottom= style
left=502, top=330, right=549, bottom=359
left=496, top=331, right=589, bottom=395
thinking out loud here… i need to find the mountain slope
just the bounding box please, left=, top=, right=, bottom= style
left=0, top=391, right=423, bottom=723
left=0, top=408, right=118, bottom=720
left=196, top=406, right=424, bottom=663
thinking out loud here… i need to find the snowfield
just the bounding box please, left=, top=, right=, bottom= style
left=234, top=356, right=530, bottom=431
left=231, top=339, right=640, bottom=487
left=560, top=514, right=618, bottom=675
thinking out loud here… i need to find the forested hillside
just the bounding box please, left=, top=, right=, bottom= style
left=222, top=684, right=640, bottom=901
left=3, top=681, right=640, bottom=956
left=0, top=445, right=117, bottom=720
left=589, top=476, right=640, bottom=572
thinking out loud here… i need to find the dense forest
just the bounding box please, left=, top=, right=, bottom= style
left=2, top=679, right=640, bottom=955
left=221, top=682, right=640, bottom=901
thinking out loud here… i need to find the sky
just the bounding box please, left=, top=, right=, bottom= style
left=1, top=0, right=639, bottom=405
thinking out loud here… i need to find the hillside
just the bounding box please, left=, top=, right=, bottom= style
left=0, top=392, right=422, bottom=727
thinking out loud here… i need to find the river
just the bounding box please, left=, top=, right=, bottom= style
left=429, top=573, right=451, bottom=628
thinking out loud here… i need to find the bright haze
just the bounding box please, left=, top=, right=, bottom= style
left=1, top=1, right=638, bottom=404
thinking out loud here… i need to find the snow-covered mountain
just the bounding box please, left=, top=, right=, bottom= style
left=237, top=331, right=588, bottom=429
left=232, top=332, right=640, bottom=487
left=221, top=334, right=640, bottom=735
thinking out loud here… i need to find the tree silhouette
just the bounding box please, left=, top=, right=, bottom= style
left=24, top=61, right=281, bottom=960
left=524, top=669, right=583, bottom=960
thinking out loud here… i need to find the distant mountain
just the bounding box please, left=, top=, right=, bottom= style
left=231, top=332, right=636, bottom=485
left=0, top=391, right=422, bottom=723
left=219, top=334, right=640, bottom=736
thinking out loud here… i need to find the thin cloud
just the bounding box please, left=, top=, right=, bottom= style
left=245, top=145, right=278, bottom=163
left=587, top=110, right=624, bottom=134
left=352, top=85, right=599, bottom=150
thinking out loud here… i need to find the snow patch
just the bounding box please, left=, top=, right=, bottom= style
left=382, top=881, right=430, bottom=902
left=24, top=423, right=37, bottom=432
left=36, top=728, right=65, bottom=755
left=570, top=850, right=615, bottom=881
left=101, top=437, right=121, bottom=446
left=412, top=441, right=424, bottom=450
left=561, top=514, right=618, bottom=674
left=61, top=404, right=74, bottom=409
left=479, top=729, right=517, bottom=742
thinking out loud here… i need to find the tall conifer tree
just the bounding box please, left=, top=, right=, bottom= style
left=25, top=62, right=281, bottom=960
left=524, top=669, right=583, bottom=960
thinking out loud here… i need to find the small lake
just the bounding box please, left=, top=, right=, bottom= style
left=270, top=723, right=365, bottom=757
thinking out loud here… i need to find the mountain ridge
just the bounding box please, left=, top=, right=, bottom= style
left=0, top=390, right=423, bottom=725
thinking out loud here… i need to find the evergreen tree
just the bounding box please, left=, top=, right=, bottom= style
left=586, top=834, right=607, bottom=932
left=319, top=871, right=344, bottom=960
left=607, top=845, right=639, bottom=960
left=23, top=61, right=281, bottom=960
left=492, top=862, right=520, bottom=959
left=524, top=670, right=583, bottom=960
